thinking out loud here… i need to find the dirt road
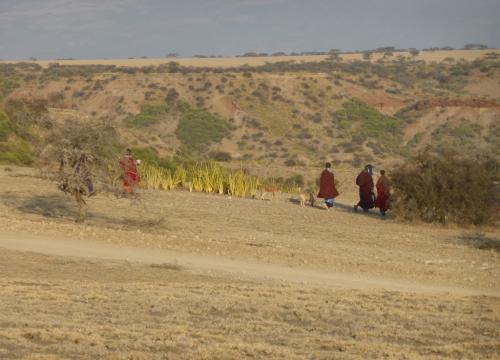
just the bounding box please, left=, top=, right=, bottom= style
left=0, top=232, right=497, bottom=297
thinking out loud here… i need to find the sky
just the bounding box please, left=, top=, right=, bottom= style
left=0, top=0, right=499, bottom=60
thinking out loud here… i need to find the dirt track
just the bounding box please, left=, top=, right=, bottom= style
left=0, top=166, right=499, bottom=359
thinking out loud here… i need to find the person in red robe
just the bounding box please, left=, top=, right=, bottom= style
left=120, top=149, right=140, bottom=194
left=375, top=170, right=391, bottom=216
left=317, top=162, right=339, bottom=209
left=354, top=165, right=375, bottom=212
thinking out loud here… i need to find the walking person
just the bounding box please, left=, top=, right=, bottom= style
left=317, top=162, right=339, bottom=209
left=375, top=169, right=391, bottom=216
left=120, top=148, right=140, bottom=195
left=354, top=164, right=375, bottom=212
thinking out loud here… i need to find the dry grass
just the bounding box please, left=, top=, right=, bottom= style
left=140, top=162, right=261, bottom=198
left=0, top=249, right=498, bottom=360
left=0, top=165, right=499, bottom=359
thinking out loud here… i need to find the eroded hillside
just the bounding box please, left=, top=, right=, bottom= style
left=1, top=51, right=499, bottom=172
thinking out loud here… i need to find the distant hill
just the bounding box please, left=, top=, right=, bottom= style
left=0, top=50, right=499, bottom=176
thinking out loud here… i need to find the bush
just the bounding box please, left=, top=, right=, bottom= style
left=391, top=151, right=499, bottom=225
left=131, top=146, right=160, bottom=163
left=333, top=99, right=403, bottom=154
left=210, top=151, right=232, bottom=161
left=0, top=139, right=35, bottom=165
left=0, top=76, right=19, bottom=100
left=124, top=103, right=169, bottom=128
left=0, top=111, right=12, bottom=141
left=333, top=99, right=401, bottom=136
left=4, top=97, right=49, bottom=129
left=176, top=102, right=231, bottom=153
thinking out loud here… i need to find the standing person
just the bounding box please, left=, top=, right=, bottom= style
left=354, top=164, right=375, bottom=212
left=375, top=170, right=391, bottom=216
left=120, top=149, right=140, bottom=195
left=317, top=162, right=339, bottom=209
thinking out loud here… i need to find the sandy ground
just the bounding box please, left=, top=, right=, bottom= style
left=0, top=166, right=499, bottom=359
left=1, top=50, right=498, bottom=68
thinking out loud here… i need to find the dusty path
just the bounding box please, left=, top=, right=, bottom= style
left=1, top=231, right=497, bottom=297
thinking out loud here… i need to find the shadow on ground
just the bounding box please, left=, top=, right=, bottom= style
left=288, top=197, right=387, bottom=219
left=0, top=193, right=168, bottom=230
left=454, top=233, right=500, bottom=252
left=1, top=192, right=78, bottom=219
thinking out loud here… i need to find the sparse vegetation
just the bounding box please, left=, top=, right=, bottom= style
left=0, top=51, right=498, bottom=179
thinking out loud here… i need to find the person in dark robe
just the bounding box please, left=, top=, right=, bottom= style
left=317, top=162, right=339, bottom=209
left=120, top=149, right=140, bottom=194
left=354, top=164, right=375, bottom=212
left=375, top=169, right=391, bottom=216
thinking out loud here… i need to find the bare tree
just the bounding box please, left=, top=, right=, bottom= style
left=43, top=118, right=122, bottom=222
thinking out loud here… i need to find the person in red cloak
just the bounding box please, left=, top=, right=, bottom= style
left=354, top=165, right=375, bottom=212
left=120, top=149, right=140, bottom=194
left=317, top=162, right=339, bottom=209
left=375, top=169, right=391, bottom=216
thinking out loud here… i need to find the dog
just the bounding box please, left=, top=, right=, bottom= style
left=259, top=185, right=282, bottom=200
left=298, top=188, right=316, bottom=207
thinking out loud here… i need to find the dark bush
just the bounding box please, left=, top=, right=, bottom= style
left=210, top=151, right=232, bottom=161
left=391, top=151, right=499, bottom=225
left=165, top=88, right=179, bottom=104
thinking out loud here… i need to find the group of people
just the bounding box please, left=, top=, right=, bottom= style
left=119, top=150, right=392, bottom=217
left=318, top=163, right=391, bottom=216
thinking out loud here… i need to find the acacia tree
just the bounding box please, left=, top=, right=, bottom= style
left=43, top=118, right=122, bottom=222
left=409, top=48, right=420, bottom=57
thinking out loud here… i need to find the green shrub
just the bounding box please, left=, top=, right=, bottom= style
left=334, top=99, right=401, bottom=136
left=176, top=102, right=231, bottom=153
left=0, top=139, right=35, bottom=165
left=333, top=99, right=403, bottom=153
left=0, top=76, right=19, bottom=100
left=0, top=111, right=12, bottom=141
left=130, top=146, right=173, bottom=169
left=391, top=150, right=499, bottom=225
left=124, top=103, right=169, bottom=128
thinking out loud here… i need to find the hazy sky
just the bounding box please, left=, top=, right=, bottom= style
left=1, top=0, right=499, bottom=60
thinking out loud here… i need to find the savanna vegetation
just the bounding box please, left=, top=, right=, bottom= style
left=0, top=50, right=499, bottom=225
